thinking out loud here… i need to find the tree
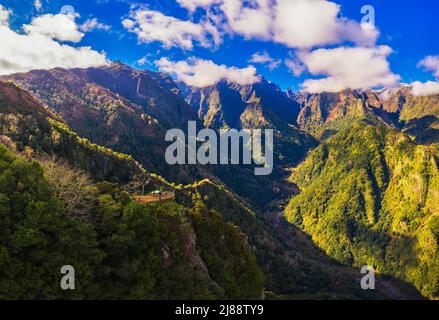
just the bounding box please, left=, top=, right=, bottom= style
left=40, top=156, right=97, bottom=221
left=123, top=172, right=151, bottom=195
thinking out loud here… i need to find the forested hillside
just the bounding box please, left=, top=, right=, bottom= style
left=285, top=121, right=439, bottom=298
left=0, top=144, right=265, bottom=299
left=1, top=66, right=437, bottom=300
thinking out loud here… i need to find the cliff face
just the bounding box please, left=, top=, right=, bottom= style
left=2, top=62, right=438, bottom=299
left=179, top=78, right=300, bottom=130
left=292, top=88, right=439, bottom=143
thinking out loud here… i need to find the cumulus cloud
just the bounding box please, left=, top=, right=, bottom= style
left=411, top=81, right=439, bottom=96
left=0, top=11, right=107, bottom=76
left=155, top=57, right=260, bottom=87
left=122, top=7, right=221, bottom=50
left=249, top=51, right=281, bottom=70
left=23, top=14, right=84, bottom=42
left=299, top=46, right=400, bottom=93
left=284, top=52, right=306, bottom=76
left=80, top=18, right=111, bottom=32
left=176, top=0, right=220, bottom=12
left=410, top=55, right=439, bottom=96
left=418, top=55, right=439, bottom=78
left=175, top=0, right=379, bottom=49
left=220, top=0, right=273, bottom=39
left=0, top=4, right=12, bottom=27
left=273, top=0, right=378, bottom=48
left=137, top=57, right=149, bottom=66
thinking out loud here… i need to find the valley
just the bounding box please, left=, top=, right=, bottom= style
left=0, top=62, right=437, bottom=300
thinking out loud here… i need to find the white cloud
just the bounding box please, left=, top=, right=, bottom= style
left=122, top=8, right=221, bottom=50
left=299, top=46, right=400, bottom=93
left=411, top=81, right=439, bottom=96
left=174, top=0, right=379, bottom=49
left=23, top=14, right=84, bottom=42
left=418, top=55, right=439, bottom=79
left=80, top=18, right=111, bottom=32
left=176, top=0, right=220, bottom=12
left=137, top=57, right=149, bottom=66
left=284, top=52, right=305, bottom=76
left=249, top=51, right=272, bottom=64
left=34, top=0, right=42, bottom=12
left=220, top=0, right=273, bottom=39
left=249, top=51, right=281, bottom=70
left=273, top=0, right=378, bottom=48
left=0, top=5, right=12, bottom=27
left=409, top=55, right=439, bottom=96
left=0, top=11, right=107, bottom=76
left=155, top=57, right=260, bottom=87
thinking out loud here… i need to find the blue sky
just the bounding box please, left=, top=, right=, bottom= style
left=1, top=0, right=439, bottom=91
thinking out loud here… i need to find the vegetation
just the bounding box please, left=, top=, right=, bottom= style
left=285, top=121, right=439, bottom=298
left=0, top=144, right=264, bottom=299
left=0, top=81, right=142, bottom=183
left=179, top=179, right=400, bottom=299
left=2, top=69, right=438, bottom=300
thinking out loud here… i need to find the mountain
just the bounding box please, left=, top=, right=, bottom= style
left=179, top=79, right=317, bottom=176
left=0, top=77, right=395, bottom=300
left=292, top=88, right=439, bottom=144
left=0, top=80, right=266, bottom=299
left=1, top=62, right=437, bottom=300
left=372, top=86, right=439, bottom=144
left=179, top=78, right=300, bottom=129
left=85, top=61, right=198, bottom=130
left=0, top=143, right=265, bottom=299
left=0, top=64, right=220, bottom=188
left=292, top=90, right=398, bottom=139
left=0, top=80, right=142, bottom=183
left=1, top=66, right=316, bottom=209
left=285, top=121, right=438, bottom=298
left=176, top=178, right=422, bottom=299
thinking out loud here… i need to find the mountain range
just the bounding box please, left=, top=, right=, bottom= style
left=0, top=62, right=437, bottom=299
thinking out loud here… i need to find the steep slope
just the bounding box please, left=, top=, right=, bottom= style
left=1, top=67, right=171, bottom=172
left=0, top=81, right=266, bottom=299
left=180, top=79, right=317, bottom=172
left=171, top=178, right=421, bottom=299
left=179, top=79, right=318, bottom=208
left=293, top=87, right=439, bottom=144
left=0, top=81, right=141, bottom=183
left=85, top=62, right=198, bottom=129
left=0, top=144, right=264, bottom=299
left=293, top=90, right=398, bottom=139
left=285, top=121, right=439, bottom=298
left=180, top=78, right=300, bottom=129
left=2, top=66, right=315, bottom=209
left=371, top=86, right=439, bottom=144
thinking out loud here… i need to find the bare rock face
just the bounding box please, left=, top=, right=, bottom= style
left=291, top=88, right=439, bottom=143
left=179, top=78, right=301, bottom=130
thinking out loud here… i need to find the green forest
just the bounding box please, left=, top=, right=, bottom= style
left=285, top=121, right=439, bottom=298
left=0, top=144, right=264, bottom=299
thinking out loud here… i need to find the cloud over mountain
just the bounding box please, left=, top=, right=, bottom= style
left=23, top=13, right=84, bottom=42
left=155, top=57, right=260, bottom=87
left=410, top=55, right=439, bottom=96
left=299, top=46, right=400, bottom=93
